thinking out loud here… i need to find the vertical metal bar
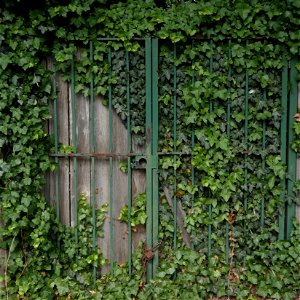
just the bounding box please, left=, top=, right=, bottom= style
left=226, top=41, right=231, bottom=138
left=90, top=42, right=96, bottom=282
left=296, top=77, right=300, bottom=224
left=287, top=58, right=298, bottom=238
left=242, top=42, right=249, bottom=268
left=279, top=60, right=288, bottom=240
left=243, top=42, right=249, bottom=266
left=145, top=38, right=153, bottom=280
left=152, top=38, right=159, bottom=274
left=208, top=40, right=213, bottom=256
left=261, top=88, right=267, bottom=227
left=225, top=40, right=232, bottom=263
left=126, top=50, right=132, bottom=275
left=209, top=40, right=213, bottom=113
left=173, top=43, right=177, bottom=250
left=191, top=40, right=195, bottom=251
left=108, top=47, right=114, bottom=270
left=52, top=62, right=60, bottom=221
left=244, top=47, right=249, bottom=216
left=71, top=56, right=78, bottom=243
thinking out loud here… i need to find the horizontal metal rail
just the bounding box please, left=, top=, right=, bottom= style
left=96, top=36, right=267, bottom=41
left=49, top=152, right=140, bottom=158
left=49, top=151, right=192, bottom=158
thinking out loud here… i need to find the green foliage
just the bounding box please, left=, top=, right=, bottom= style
left=137, top=224, right=300, bottom=299
left=96, top=246, right=144, bottom=299
left=0, top=193, right=107, bottom=299
left=118, top=160, right=129, bottom=173
left=119, top=193, right=147, bottom=228
left=1, top=0, right=300, bottom=298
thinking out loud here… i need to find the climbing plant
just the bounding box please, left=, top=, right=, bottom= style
left=1, top=0, right=300, bottom=299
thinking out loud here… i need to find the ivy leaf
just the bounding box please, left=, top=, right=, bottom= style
left=0, top=54, right=11, bottom=70
left=247, top=273, right=258, bottom=284
left=293, top=122, right=300, bottom=135
left=219, top=138, right=229, bottom=151
left=185, top=111, right=198, bottom=124
left=260, top=74, right=270, bottom=88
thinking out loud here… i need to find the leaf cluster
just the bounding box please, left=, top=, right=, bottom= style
left=1, top=0, right=300, bottom=299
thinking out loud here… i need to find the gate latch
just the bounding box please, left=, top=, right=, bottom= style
left=132, top=155, right=147, bottom=169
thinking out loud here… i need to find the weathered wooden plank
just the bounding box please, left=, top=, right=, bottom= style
left=69, top=82, right=76, bottom=228
left=45, top=58, right=71, bottom=227
left=76, top=92, right=91, bottom=204
left=164, top=186, right=191, bottom=248
left=44, top=56, right=147, bottom=272
left=93, top=96, right=147, bottom=272
left=94, top=96, right=111, bottom=273
left=112, top=110, right=129, bottom=265
left=131, top=142, right=146, bottom=250
left=56, top=74, right=71, bottom=225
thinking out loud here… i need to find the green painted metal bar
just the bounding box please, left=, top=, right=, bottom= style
left=261, top=88, right=267, bottom=227
left=152, top=38, right=159, bottom=275
left=125, top=50, right=132, bottom=275
left=227, top=41, right=232, bottom=138
left=279, top=60, right=288, bottom=240
left=225, top=40, right=232, bottom=264
left=191, top=40, right=195, bottom=251
left=50, top=152, right=144, bottom=158
left=145, top=38, right=153, bottom=280
left=96, top=38, right=146, bottom=41
left=287, top=58, right=298, bottom=238
left=243, top=42, right=249, bottom=266
left=108, top=47, right=114, bottom=270
left=173, top=43, right=177, bottom=251
left=71, top=56, right=78, bottom=243
left=89, top=42, right=97, bottom=282
left=209, top=40, right=213, bottom=114
left=157, top=151, right=189, bottom=156
left=52, top=62, right=60, bottom=222
left=242, top=42, right=249, bottom=267
left=50, top=151, right=193, bottom=158
left=244, top=57, right=249, bottom=215
left=208, top=41, right=213, bottom=256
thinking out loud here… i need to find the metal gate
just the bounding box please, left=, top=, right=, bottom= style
left=47, top=38, right=299, bottom=280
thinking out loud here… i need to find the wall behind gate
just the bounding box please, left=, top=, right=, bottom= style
left=44, top=57, right=146, bottom=272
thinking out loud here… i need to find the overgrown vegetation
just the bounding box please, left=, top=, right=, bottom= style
left=1, top=0, right=300, bottom=299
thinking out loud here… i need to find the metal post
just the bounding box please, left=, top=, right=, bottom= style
left=279, top=59, right=288, bottom=240
left=126, top=50, right=133, bottom=275
left=52, top=62, right=60, bottom=222
left=145, top=38, right=153, bottom=280
left=260, top=87, right=267, bottom=227
left=89, top=41, right=97, bottom=282
left=244, top=43, right=249, bottom=228
left=108, top=47, right=114, bottom=270
left=173, top=43, right=178, bottom=251
left=287, top=58, right=298, bottom=238
left=226, top=39, right=232, bottom=263
left=152, top=38, right=159, bottom=275
left=71, top=56, right=78, bottom=243
left=191, top=40, right=195, bottom=252
left=208, top=40, right=213, bottom=256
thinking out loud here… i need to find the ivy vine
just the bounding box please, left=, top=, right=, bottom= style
left=1, top=0, right=300, bottom=299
